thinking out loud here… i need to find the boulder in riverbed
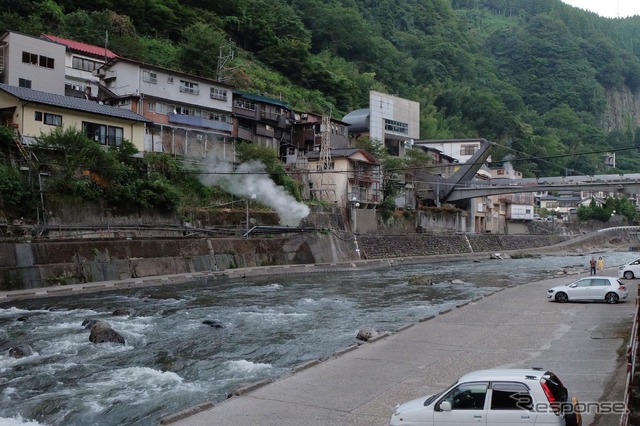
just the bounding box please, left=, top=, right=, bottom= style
left=408, top=276, right=433, bottom=285
left=88, top=321, right=125, bottom=345
left=8, top=345, right=33, bottom=359
left=356, top=327, right=381, bottom=342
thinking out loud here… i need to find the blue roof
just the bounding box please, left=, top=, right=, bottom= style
left=0, top=84, right=150, bottom=122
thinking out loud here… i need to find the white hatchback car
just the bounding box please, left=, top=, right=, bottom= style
left=547, top=276, right=628, bottom=304
left=390, top=368, right=579, bottom=426
left=618, top=258, right=640, bottom=279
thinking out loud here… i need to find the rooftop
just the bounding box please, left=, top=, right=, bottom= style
left=0, top=83, right=150, bottom=123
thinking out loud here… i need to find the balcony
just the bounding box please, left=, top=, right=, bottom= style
left=167, top=113, right=232, bottom=132
left=260, top=111, right=281, bottom=122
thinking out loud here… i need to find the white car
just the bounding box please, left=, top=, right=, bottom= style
left=390, top=368, right=579, bottom=426
left=547, top=276, right=628, bottom=304
left=618, top=258, right=640, bottom=279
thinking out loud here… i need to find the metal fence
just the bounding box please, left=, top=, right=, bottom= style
left=621, top=291, right=640, bottom=426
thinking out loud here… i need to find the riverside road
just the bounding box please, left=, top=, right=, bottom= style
left=165, top=270, right=637, bottom=426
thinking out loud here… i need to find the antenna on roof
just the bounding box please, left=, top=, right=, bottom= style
left=104, top=30, right=109, bottom=62
left=216, top=39, right=236, bottom=82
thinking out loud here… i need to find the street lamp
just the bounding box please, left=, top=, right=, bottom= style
left=351, top=196, right=360, bottom=233
left=246, top=193, right=256, bottom=238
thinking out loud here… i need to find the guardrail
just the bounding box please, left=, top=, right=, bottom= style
left=621, top=292, right=640, bottom=426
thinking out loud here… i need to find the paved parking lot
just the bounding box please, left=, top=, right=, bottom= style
left=163, top=273, right=637, bottom=426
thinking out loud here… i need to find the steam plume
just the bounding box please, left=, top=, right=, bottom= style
left=199, top=158, right=310, bottom=226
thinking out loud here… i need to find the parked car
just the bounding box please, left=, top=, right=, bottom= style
left=618, top=258, right=640, bottom=279
left=547, top=276, right=627, bottom=304
left=390, top=368, right=579, bottom=426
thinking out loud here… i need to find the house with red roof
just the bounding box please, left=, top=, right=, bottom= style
left=41, top=33, right=117, bottom=100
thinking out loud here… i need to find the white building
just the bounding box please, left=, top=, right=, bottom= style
left=95, top=57, right=235, bottom=158
left=0, top=31, right=66, bottom=95
left=342, top=90, right=420, bottom=157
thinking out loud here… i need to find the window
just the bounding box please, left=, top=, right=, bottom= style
left=180, top=80, right=199, bottom=95
left=44, top=113, right=62, bottom=126
left=175, top=106, right=191, bottom=115
left=19, top=78, right=31, bottom=88
left=207, top=112, right=229, bottom=122
left=384, top=119, right=409, bottom=135
left=39, top=55, right=54, bottom=69
left=142, top=70, right=157, bottom=84
left=461, top=144, right=479, bottom=156
left=72, top=56, right=99, bottom=72
left=167, top=76, right=174, bottom=84
left=234, top=99, right=256, bottom=110
left=147, top=102, right=156, bottom=112
left=22, top=51, right=37, bottom=65
left=210, top=87, right=228, bottom=101
left=34, top=111, right=42, bottom=121
left=442, top=382, right=488, bottom=410
left=22, top=51, right=54, bottom=69
left=83, top=121, right=124, bottom=146
left=490, top=383, right=532, bottom=410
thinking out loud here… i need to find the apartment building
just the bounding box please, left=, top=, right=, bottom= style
left=232, top=91, right=293, bottom=153
left=282, top=111, right=350, bottom=164
left=94, top=57, right=235, bottom=159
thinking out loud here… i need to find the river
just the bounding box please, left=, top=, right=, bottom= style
left=0, top=251, right=635, bottom=426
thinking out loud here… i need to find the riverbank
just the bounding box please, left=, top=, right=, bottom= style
left=162, top=267, right=636, bottom=426
left=1, top=247, right=636, bottom=426
left=1, top=232, right=633, bottom=303
left=0, top=251, right=509, bottom=302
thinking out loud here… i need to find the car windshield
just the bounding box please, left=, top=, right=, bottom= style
left=425, top=381, right=457, bottom=406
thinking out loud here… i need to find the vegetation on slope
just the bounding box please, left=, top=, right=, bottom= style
left=3, top=0, right=640, bottom=221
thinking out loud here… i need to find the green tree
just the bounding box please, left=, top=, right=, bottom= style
left=177, top=22, right=226, bottom=77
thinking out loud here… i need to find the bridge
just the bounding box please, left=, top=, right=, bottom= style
left=444, top=177, right=640, bottom=201
left=415, top=138, right=640, bottom=204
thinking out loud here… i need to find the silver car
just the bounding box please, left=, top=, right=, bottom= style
left=547, top=276, right=628, bottom=304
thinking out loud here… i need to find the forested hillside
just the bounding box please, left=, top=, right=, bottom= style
left=4, top=0, right=640, bottom=177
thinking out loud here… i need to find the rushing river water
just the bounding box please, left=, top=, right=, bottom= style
left=0, top=251, right=636, bottom=426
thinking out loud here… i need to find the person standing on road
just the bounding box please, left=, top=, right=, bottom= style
left=597, top=256, right=604, bottom=271
left=590, top=256, right=597, bottom=275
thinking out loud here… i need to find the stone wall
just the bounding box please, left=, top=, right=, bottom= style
left=0, top=232, right=355, bottom=291
left=1, top=228, right=631, bottom=291
left=358, top=234, right=567, bottom=260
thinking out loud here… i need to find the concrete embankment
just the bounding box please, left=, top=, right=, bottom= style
left=162, top=270, right=637, bottom=426
left=0, top=252, right=498, bottom=303
left=3, top=226, right=635, bottom=291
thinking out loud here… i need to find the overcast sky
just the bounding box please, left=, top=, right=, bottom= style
left=561, top=0, right=640, bottom=18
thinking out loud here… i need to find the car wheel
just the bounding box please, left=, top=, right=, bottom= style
left=555, top=292, right=568, bottom=303
left=605, top=292, right=619, bottom=304
left=624, top=271, right=635, bottom=280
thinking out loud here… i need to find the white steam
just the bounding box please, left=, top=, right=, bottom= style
left=199, top=158, right=310, bottom=226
